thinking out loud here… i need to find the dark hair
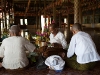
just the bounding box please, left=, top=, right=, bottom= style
left=72, top=23, right=82, bottom=31
left=49, top=23, right=58, bottom=29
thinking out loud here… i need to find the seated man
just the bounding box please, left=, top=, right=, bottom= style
left=0, top=25, right=36, bottom=70
left=67, top=23, right=100, bottom=70
left=48, top=23, right=67, bottom=49
left=38, top=23, right=67, bottom=58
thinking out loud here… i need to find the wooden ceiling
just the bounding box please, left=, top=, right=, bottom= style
left=0, top=0, right=100, bottom=17
left=13, top=0, right=74, bottom=16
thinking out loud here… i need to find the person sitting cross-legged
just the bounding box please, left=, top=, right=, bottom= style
left=66, top=23, right=100, bottom=70
left=39, top=23, right=67, bottom=58
left=0, top=25, right=36, bottom=70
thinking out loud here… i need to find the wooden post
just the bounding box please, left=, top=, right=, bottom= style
left=4, top=0, right=7, bottom=29
left=92, top=10, right=95, bottom=28
left=79, top=0, right=82, bottom=24
left=74, top=0, right=80, bottom=23
left=38, top=0, right=41, bottom=29
left=67, top=14, right=70, bottom=44
left=59, top=13, right=61, bottom=28
left=53, top=0, right=56, bottom=23
left=44, top=0, right=46, bottom=23
left=36, top=15, right=38, bottom=29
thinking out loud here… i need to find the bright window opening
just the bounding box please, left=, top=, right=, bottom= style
left=20, top=19, right=23, bottom=25
left=25, top=19, right=28, bottom=25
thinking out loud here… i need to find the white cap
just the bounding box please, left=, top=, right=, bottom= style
left=45, top=55, right=65, bottom=70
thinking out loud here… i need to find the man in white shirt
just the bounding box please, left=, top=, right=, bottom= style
left=67, top=23, right=100, bottom=64
left=49, top=23, right=67, bottom=49
left=0, top=25, right=36, bottom=70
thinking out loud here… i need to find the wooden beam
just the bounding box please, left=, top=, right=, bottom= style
left=25, top=0, right=31, bottom=17
left=14, top=12, right=36, bottom=16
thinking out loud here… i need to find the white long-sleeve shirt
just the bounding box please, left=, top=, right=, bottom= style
left=49, top=31, right=67, bottom=49
left=67, top=31, right=100, bottom=64
left=0, top=36, right=36, bottom=69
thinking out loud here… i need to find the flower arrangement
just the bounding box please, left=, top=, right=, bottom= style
left=1, top=28, right=8, bottom=41
left=32, top=23, right=50, bottom=47
left=36, top=25, right=49, bottom=42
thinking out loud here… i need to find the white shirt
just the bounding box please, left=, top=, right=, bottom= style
left=0, top=36, right=36, bottom=69
left=49, top=31, right=67, bottom=49
left=45, top=55, right=65, bottom=70
left=67, top=31, right=100, bottom=64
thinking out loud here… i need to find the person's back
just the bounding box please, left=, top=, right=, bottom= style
left=67, top=23, right=100, bottom=64
left=0, top=25, right=36, bottom=69
left=72, top=31, right=100, bottom=63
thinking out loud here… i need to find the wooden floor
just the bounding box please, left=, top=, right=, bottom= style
left=0, top=61, right=100, bottom=75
